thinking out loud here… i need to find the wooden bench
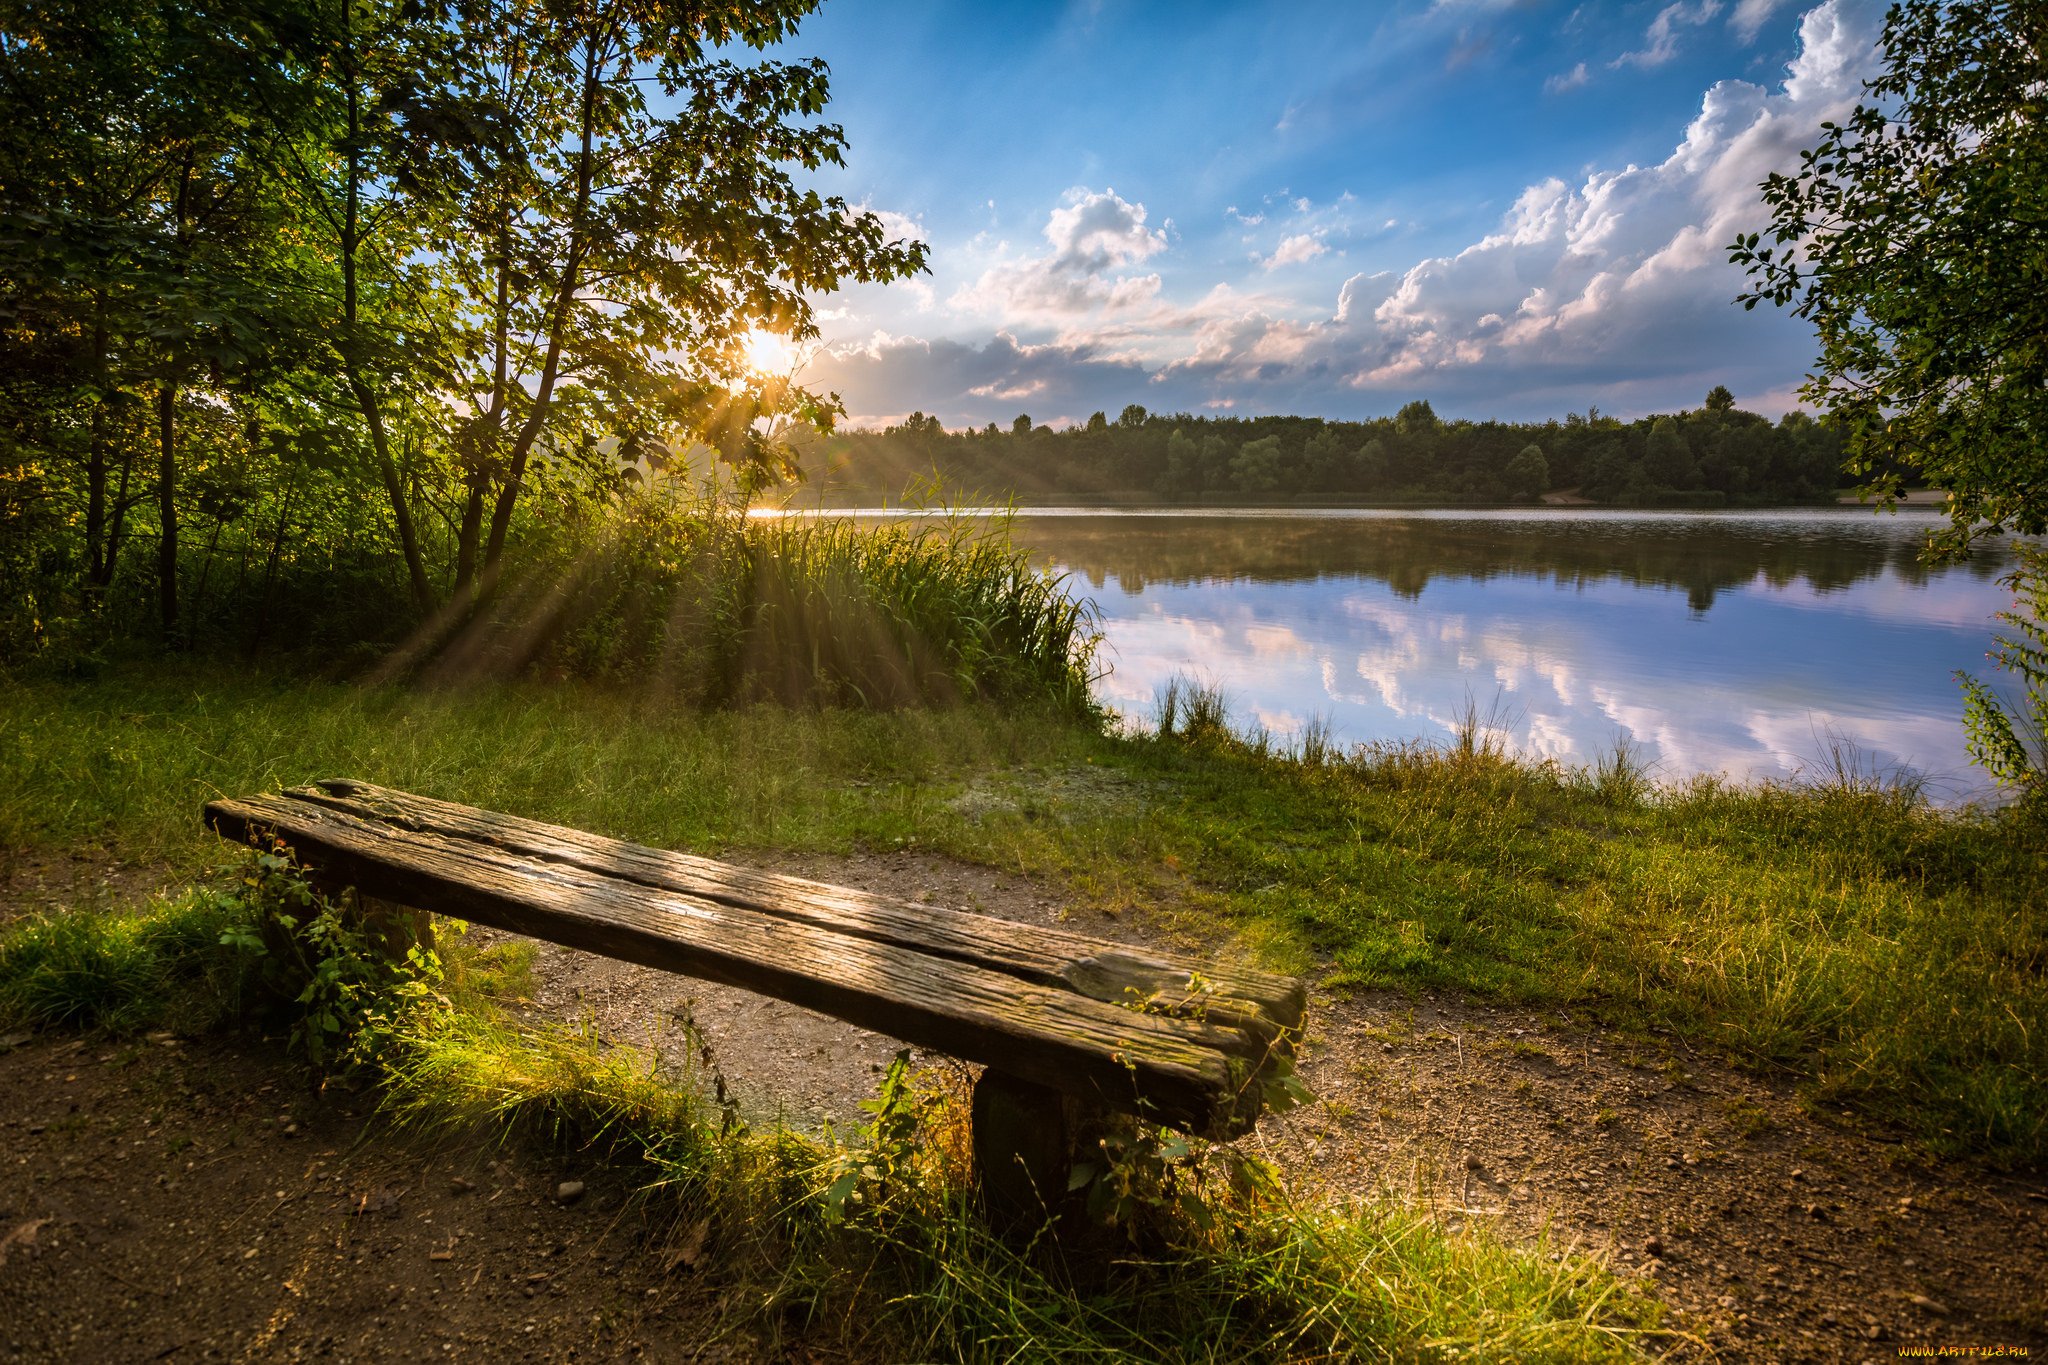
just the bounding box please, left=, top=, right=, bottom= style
left=204, top=779, right=1307, bottom=1217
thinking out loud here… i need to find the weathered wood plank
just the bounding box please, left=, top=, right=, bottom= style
left=281, top=779, right=1306, bottom=1039
left=206, top=794, right=1288, bottom=1135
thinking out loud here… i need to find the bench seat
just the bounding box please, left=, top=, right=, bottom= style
left=204, top=780, right=1306, bottom=1140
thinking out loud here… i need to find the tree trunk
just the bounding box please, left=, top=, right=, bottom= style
left=250, top=467, right=300, bottom=654
left=83, top=301, right=109, bottom=612
left=455, top=479, right=485, bottom=596
left=453, top=208, right=513, bottom=600
left=156, top=380, right=178, bottom=641
left=102, top=438, right=136, bottom=599
left=481, top=41, right=601, bottom=577
left=347, top=370, right=433, bottom=614
left=338, top=47, right=433, bottom=616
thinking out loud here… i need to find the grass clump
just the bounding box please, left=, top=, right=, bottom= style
left=0, top=885, right=260, bottom=1036
left=1056, top=680, right=2046, bottom=1164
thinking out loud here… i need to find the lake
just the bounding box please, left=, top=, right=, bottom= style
left=979, top=507, right=2021, bottom=803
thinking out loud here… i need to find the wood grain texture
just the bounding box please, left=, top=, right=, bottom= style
left=281, top=779, right=1306, bottom=1037
left=206, top=791, right=1300, bottom=1136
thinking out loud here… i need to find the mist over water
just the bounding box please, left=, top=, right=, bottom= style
left=994, top=508, right=2020, bottom=803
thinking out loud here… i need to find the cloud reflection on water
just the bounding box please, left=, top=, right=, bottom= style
left=1015, top=510, right=2019, bottom=802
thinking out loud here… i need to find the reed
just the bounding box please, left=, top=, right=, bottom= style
left=419, top=498, right=1099, bottom=712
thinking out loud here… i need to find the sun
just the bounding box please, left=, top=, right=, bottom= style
left=741, top=328, right=795, bottom=376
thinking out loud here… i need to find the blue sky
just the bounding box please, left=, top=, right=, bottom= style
left=758, top=0, right=1886, bottom=428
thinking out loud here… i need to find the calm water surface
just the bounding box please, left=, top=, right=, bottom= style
left=986, top=508, right=2020, bottom=802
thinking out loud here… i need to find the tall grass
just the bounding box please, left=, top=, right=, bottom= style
left=408, top=497, right=1099, bottom=712
left=365, top=988, right=1665, bottom=1361
left=0, top=888, right=261, bottom=1035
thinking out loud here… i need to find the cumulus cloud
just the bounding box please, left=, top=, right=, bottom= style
left=812, top=330, right=1151, bottom=429
left=816, top=1, right=1885, bottom=426
left=953, top=188, right=1166, bottom=316
left=864, top=206, right=928, bottom=243
left=1152, top=0, right=1884, bottom=413
left=1613, top=0, right=1722, bottom=69
left=1264, top=233, right=1328, bottom=270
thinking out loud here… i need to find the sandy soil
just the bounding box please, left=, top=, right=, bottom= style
left=3, top=848, right=2045, bottom=1363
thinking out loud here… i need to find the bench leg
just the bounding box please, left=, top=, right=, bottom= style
left=971, top=1070, right=1070, bottom=1227
left=355, top=893, right=434, bottom=961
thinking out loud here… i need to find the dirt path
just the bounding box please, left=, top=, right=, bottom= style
left=4, top=849, right=2045, bottom=1362
left=513, top=849, right=2048, bottom=1363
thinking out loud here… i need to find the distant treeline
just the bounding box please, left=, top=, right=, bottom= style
left=800, top=388, right=1854, bottom=507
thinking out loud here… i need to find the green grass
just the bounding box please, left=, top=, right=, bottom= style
left=2, top=663, right=2043, bottom=1163
left=0, top=887, right=263, bottom=1035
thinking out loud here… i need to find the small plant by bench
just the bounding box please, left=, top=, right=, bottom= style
left=204, top=780, right=1308, bottom=1222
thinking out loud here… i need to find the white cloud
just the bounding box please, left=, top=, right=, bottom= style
left=952, top=188, right=1167, bottom=317
left=1729, top=0, right=1793, bottom=40
left=1614, top=0, right=1722, bottom=69
left=865, top=207, right=928, bottom=244
left=1154, top=0, right=1884, bottom=411
left=1264, top=233, right=1329, bottom=270
left=813, top=1, right=1885, bottom=426
left=1545, top=61, right=1590, bottom=93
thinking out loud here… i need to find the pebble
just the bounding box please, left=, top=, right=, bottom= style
left=555, top=1180, right=585, bottom=1204
left=1643, top=1236, right=1665, bottom=1259
left=1908, top=1294, right=1948, bottom=1316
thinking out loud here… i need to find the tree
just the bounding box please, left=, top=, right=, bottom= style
left=1230, top=434, right=1283, bottom=494
left=1731, top=0, right=2048, bottom=561
left=1504, top=444, right=1550, bottom=500
left=1395, top=399, right=1438, bottom=437
left=1116, top=403, right=1147, bottom=428
left=1644, top=417, right=1699, bottom=489
left=1704, top=385, right=1736, bottom=412
left=1, top=0, right=321, bottom=638
left=1957, top=543, right=2048, bottom=801
left=1011, top=413, right=1032, bottom=436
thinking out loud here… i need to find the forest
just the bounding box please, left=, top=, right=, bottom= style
left=801, top=388, right=1852, bottom=507
left=0, top=0, right=925, bottom=664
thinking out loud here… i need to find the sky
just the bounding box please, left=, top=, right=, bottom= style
left=756, top=0, right=1888, bottom=430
